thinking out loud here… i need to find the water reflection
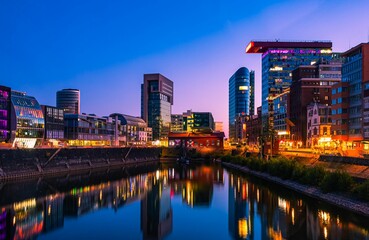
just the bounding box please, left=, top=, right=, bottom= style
left=228, top=172, right=369, bottom=240
left=0, top=164, right=368, bottom=239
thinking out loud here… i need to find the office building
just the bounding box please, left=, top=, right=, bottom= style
left=110, top=113, right=152, bottom=145
left=250, top=70, right=255, bottom=115
left=141, top=74, right=173, bottom=142
left=56, top=89, right=80, bottom=114
left=290, top=60, right=342, bottom=146
left=64, top=113, right=116, bottom=146
left=229, top=67, right=254, bottom=142
left=170, top=114, right=184, bottom=132
left=331, top=43, right=369, bottom=153
left=246, top=40, right=333, bottom=134
left=10, top=90, right=45, bottom=148
left=0, top=86, right=11, bottom=143
left=42, top=105, right=65, bottom=146
left=183, top=110, right=215, bottom=132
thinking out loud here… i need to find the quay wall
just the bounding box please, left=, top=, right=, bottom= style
left=0, top=147, right=162, bottom=180
left=319, top=155, right=369, bottom=166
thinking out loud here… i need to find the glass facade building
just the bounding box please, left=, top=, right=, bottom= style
left=229, top=67, right=253, bottom=142
left=10, top=91, right=45, bottom=148
left=246, top=41, right=333, bottom=135
left=64, top=113, right=115, bottom=146
left=141, top=74, right=173, bottom=142
left=338, top=43, right=369, bottom=151
left=56, top=89, right=80, bottom=114
left=0, top=86, right=11, bottom=143
left=42, top=105, right=65, bottom=145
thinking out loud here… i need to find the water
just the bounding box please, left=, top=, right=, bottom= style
left=0, top=163, right=369, bottom=240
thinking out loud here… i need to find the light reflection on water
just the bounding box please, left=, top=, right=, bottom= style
left=0, top=164, right=368, bottom=240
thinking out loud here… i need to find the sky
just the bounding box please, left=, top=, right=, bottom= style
left=1, top=0, right=369, bottom=137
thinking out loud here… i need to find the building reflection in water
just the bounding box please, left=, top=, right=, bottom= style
left=228, top=172, right=369, bottom=240
left=1, top=166, right=369, bottom=240
left=0, top=165, right=224, bottom=240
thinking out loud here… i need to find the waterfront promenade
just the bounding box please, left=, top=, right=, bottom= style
left=0, top=147, right=162, bottom=180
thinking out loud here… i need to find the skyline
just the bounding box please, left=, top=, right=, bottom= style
left=1, top=0, right=369, bottom=136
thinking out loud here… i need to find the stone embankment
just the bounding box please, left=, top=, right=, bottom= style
left=223, top=161, right=369, bottom=217
left=0, top=147, right=162, bottom=181
left=319, top=155, right=369, bottom=166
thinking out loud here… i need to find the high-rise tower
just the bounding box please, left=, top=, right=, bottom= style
left=141, top=73, right=173, bottom=141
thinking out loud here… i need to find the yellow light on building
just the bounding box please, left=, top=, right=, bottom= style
left=238, top=218, right=248, bottom=238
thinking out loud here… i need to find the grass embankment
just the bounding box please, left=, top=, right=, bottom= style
left=221, top=155, right=369, bottom=202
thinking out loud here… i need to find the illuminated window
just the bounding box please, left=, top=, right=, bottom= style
left=239, top=86, right=248, bottom=91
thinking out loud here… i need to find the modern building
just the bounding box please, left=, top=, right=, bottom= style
left=250, top=70, right=255, bottom=115
left=109, top=113, right=152, bottom=145
left=340, top=43, right=369, bottom=153
left=64, top=113, right=116, bottom=146
left=306, top=103, right=332, bottom=149
left=290, top=60, right=342, bottom=146
left=41, top=105, right=65, bottom=146
left=56, top=89, right=80, bottom=114
left=229, top=67, right=254, bottom=142
left=170, top=114, right=184, bottom=132
left=331, top=81, right=349, bottom=148
left=183, top=110, right=215, bottom=132
left=168, top=131, right=225, bottom=150
left=246, top=40, right=333, bottom=134
left=10, top=90, right=45, bottom=148
left=272, top=89, right=290, bottom=138
left=141, top=74, right=173, bottom=142
left=0, top=86, right=11, bottom=144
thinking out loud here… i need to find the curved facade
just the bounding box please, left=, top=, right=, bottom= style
left=56, top=89, right=80, bottom=114
left=10, top=91, right=45, bottom=148
left=110, top=113, right=152, bottom=145
left=229, top=67, right=251, bottom=141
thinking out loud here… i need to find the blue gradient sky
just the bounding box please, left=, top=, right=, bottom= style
left=1, top=0, right=369, bottom=136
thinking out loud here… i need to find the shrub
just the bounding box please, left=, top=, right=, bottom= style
left=301, top=166, right=326, bottom=186
left=352, top=180, right=369, bottom=201
left=320, top=171, right=353, bottom=193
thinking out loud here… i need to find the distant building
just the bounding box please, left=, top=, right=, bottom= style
left=306, top=103, right=332, bottom=148
left=110, top=113, right=152, bottom=145
left=141, top=74, right=173, bottom=142
left=245, top=106, right=262, bottom=147
left=64, top=113, right=116, bottom=146
left=246, top=40, right=333, bottom=135
left=290, top=60, right=342, bottom=146
left=183, top=110, right=215, bottom=132
left=41, top=105, right=65, bottom=146
left=229, top=67, right=254, bottom=142
left=250, top=70, right=255, bottom=115
left=10, top=90, right=45, bottom=148
left=234, top=114, right=248, bottom=144
left=170, top=114, right=184, bottom=132
left=214, top=122, right=223, bottom=132
left=0, top=86, right=11, bottom=143
left=56, top=89, right=80, bottom=114
left=171, top=110, right=215, bottom=133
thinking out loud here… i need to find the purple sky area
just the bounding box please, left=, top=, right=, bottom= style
left=1, top=0, right=369, bottom=137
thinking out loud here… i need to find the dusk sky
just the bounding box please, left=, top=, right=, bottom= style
left=1, top=0, right=369, bottom=136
